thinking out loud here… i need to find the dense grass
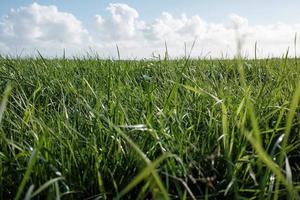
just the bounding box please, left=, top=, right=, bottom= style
left=1, top=56, right=300, bottom=199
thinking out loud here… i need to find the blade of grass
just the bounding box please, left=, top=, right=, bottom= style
left=115, top=153, right=173, bottom=199
left=245, top=133, right=298, bottom=198
left=0, top=83, right=13, bottom=124
left=31, top=177, right=64, bottom=197
left=15, top=149, right=39, bottom=200
left=103, top=116, right=171, bottom=200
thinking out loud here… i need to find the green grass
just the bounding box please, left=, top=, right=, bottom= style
left=1, top=55, right=300, bottom=199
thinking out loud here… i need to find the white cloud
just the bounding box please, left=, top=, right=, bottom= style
left=145, top=12, right=207, bottom=42
left=0, top=42, right=8, bottom=55
left=94, top=3, right=145, bottom=41
left=0, top=2, right=299, bottom=58
left=229, top=13, right=249, bottom=28
left=0, top=3, right=91, bottom=56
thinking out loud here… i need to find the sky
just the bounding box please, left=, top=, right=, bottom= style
left=0, top=1, right=300, bottom=58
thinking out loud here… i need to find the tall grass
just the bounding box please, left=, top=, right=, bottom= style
left=0, top=55, right=300, bottom=199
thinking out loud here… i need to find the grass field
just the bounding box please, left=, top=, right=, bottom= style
left=1, top=55, right=300, bottom=199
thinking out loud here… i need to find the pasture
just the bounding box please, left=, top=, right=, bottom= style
left=1, top=56, right=300, bottom=199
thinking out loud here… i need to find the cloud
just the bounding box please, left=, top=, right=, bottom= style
left=229, top=13, right=249, bottom=28
left=0, top=2, right=91, bottom=56
left=0, top=2, right=299, bottom=58
left=145, top=12, right=207, bottom=42
left=94, top=3, right=145, bottom=41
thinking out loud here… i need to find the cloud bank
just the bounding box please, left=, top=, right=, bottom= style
left=0, top=2, right=299, bottom=58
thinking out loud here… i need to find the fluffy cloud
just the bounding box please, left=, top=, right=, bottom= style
left=96, top=3, right=141, bottom=40
left=0, top=2, right=300, bottom=58
left=229, top=14, right=249, bottom=29
left=0, top=3, right=91, bottom=56
left=145, top=12, right=207, bottom=42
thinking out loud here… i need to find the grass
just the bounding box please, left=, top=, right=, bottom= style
left=0, top=55, right=300, bottom=199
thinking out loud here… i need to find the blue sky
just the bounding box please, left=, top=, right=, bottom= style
left=1, top=0, right=300, bottom=26
left=0, top=1, right=300, bottom=58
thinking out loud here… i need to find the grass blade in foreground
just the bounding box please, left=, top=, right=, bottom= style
left=0, top=83, right=13, bottom=124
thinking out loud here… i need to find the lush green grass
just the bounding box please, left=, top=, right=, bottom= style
left=1, top=56, right=300, bottom=199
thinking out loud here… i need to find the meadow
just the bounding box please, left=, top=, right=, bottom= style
left=0, top=55, right=300, bottom=199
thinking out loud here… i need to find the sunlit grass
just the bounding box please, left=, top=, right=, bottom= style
left=0, top=55, right=300, bottom=199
